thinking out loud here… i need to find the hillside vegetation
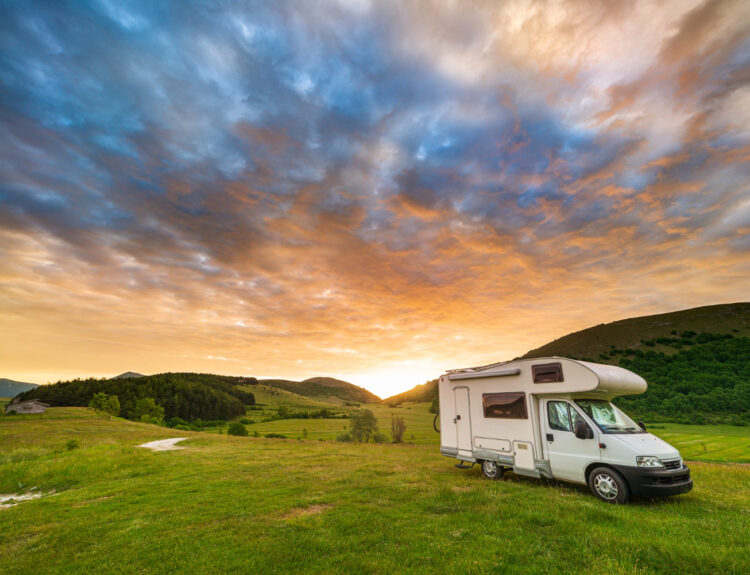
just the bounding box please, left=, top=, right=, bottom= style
left=16, top=373, right=253, bottom=422
left=1, top=410, right=748, bottom=574
left=509, top=303, right=750, bottom=423
left=383, top=379, right=437, bottom=405
left=259, top=376, right=380, bottom=403
left=522, top=302, right=750, bottom=359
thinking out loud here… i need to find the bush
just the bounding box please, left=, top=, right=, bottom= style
left=228, top=422, right=248, bottom=436
left=265, top=433, right=287, bottom=439
left=373, top=433, right=388, bottom=443
left=133, top=398, right=164, bottom=423
left=336, top=432, right=352, bottom=442
left=240, top=418, right=251, bottom=424
left=66, top=439, right=79, bottom=450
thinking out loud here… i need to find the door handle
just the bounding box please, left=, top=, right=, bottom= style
left=546, top=433, right=554, bottom=442
left=456, top=414, right=461, bottom=420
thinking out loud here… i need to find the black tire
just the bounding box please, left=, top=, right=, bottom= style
left=481, top=460, right=504, bottom=480
left=588, top=466, right=630, bottom=504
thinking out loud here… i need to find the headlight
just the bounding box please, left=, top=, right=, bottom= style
left=636, top=456, right=664, bottom=468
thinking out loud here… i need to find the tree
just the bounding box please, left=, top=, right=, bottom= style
left=429, top=396, right=439, bottom=414
left=133, top=397, right=164, bottom=423
left=391, top=416, right=407, bottom=443
left=349, top=409, right=379, bottom=443
left=88, top=392, right=120, bottom=416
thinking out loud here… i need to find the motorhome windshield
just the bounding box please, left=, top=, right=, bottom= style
left=575, top=400, right=644, bottom=434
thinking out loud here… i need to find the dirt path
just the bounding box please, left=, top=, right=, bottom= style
left=137, top=437, right=188, bottom=451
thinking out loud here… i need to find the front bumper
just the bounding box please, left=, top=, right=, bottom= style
left=612, top=463, right=693, bottom=497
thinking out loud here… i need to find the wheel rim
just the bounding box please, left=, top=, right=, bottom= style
left=483, top=461, right=497, bottom=477
left=594, top=473, right=618, bottom=499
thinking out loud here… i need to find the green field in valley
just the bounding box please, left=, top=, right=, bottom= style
left=1, top=407, right=749, bottom=574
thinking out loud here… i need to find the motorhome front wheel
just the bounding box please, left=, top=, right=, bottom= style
left=481, top=460, right=504, bottom=480
left=588, top=467, right=630, bottom=504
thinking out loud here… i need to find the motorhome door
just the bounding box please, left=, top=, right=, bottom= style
left=454, top=387, right=472, bottom=458
left=543, top=399, right=601, bottom=482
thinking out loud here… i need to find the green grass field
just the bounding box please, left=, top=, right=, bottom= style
left=1, top=408, right=749, bottom=574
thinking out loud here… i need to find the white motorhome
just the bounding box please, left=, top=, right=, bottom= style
left=438, top=357, right=693, bottom=503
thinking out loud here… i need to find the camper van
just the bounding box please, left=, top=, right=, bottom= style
left=438, top=357, right=692, bottom=503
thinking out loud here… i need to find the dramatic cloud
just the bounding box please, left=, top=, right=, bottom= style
left=1, top=0, right=749, bottom=396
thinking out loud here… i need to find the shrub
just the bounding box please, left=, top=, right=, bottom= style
left=240, top=418, right=251, bottom=424
left=66, top=439, right=79, bottom=450
left=228, top=422, right=248, bottom=436
left=140, top=415, right=163, bottom=425
left=265, top=433, right=287, bottom=439
left=373, top=433, right=388, bottom=443
left=133, top=398, right=164, bottom=423
left=336, top=432, right=352, bottom=442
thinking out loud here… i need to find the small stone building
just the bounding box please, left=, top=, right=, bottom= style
left=5, top=400, right=49, bottom=414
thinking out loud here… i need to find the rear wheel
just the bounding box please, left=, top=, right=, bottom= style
left=481, top=460, right=504, bottom=480
left=588, top=467, right=629, bottom=504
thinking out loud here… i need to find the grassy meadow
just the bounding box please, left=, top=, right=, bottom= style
left=1, top=407, right=749, bottom=574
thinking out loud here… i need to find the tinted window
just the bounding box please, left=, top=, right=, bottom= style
left=483, top=392, right=527, bottom=419
left=532, top=362, right=564, bottom=383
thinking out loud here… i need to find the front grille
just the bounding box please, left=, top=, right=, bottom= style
left=663, top=459, right=682, bottom=470
left=654, top=473, right=690, bottom=485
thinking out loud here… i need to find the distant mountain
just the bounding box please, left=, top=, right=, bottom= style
left=112, top=371, right=145, bottom=379
left=0, top=378, right=39, bottom=397
left=521, top=302, right=750, bottom=360
left=382, top=379, right=437, bottom=405
left=260, top=377, right=380, bottom=403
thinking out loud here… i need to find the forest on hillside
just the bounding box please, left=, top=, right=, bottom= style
left=16, top=373, right=254, bottom=422
left=595, top=333, right=750, bottom=424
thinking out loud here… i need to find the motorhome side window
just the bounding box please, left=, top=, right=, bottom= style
left=532, top=362, right=564, bottom=383
left=482, top=392, right=527, bottom=419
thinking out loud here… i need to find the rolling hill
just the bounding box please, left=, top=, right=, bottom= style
left=389, top=303, right=750, bottom=423
left=0, top=378, right=39, bottom=397
left=383, top=379, right=437, bottom=405
left=521, top=302, right=750, bottom=360
left=259, top=377, right=380, bottom=403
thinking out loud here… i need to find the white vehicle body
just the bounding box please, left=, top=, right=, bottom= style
left=438, top=357, right=693, bottom=500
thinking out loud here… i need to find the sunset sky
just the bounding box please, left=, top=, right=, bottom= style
left=1, top=0, right=749, bottom=397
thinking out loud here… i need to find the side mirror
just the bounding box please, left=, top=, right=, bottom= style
left=574, top=420, right=592, bottom=439
left=637, top=420, right=646, bottom=431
